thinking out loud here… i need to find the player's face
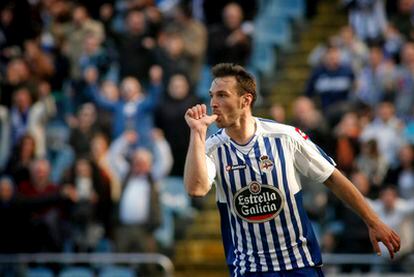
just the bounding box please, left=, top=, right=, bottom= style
left=209, top=77, right=244, bottom=128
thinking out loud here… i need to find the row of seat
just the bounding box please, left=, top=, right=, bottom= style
left=250, top=0, right=305, bottom=75
left=27, top=266, right=136, bottom=277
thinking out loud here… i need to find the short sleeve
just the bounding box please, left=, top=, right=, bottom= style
left=206, top=154, right=217, bottom=185
left=293, top=129, right=335, bottom=183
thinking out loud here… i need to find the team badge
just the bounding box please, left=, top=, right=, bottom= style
left=259, top=155, right=274, bottom=173
left=233, top=181, right=284, bottom=223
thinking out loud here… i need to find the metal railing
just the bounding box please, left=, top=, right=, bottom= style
left=0, top=253, right=174, bottom=277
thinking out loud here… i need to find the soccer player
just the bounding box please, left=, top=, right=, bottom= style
left=183, top=63, right=401, bottom=276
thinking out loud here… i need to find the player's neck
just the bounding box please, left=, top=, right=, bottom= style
left=226, top=114, right=256, bottom=145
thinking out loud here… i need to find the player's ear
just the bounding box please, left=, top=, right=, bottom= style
left=242, top=93, right=253, bottom=108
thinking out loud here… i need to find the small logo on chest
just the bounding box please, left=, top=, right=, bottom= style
left=259, top=155, right=274, bottom=173
left=226, top=164, right=247, bottom=171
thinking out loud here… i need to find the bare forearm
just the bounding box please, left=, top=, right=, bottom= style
left=183, top=130, right=211, bottom=197
left=324, top=169, right=380, bottom=227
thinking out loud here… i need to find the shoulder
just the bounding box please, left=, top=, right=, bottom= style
left=257, top=118, right=304, bottom=141
left=206, top=129, right=226, bottom=154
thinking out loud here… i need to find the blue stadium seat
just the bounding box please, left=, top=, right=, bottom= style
left=26, top=267, right=54, bottom=277
left=254, top=16, right=292, bottom=48
left=99, top=266, right=137, bottom=277
left=59, top=266, right=94, bottom=277
left=249, top=39, right=276, bottom=75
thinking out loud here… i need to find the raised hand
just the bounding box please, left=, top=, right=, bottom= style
left=185, top=104, right=217, bottom=133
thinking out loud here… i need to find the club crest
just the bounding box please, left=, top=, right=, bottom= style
left=259, top=155, right=274, bottom=173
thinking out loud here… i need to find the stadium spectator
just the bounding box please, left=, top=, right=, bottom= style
left=360, top=100, right=404, bottom=168
left=5, top=134, right=37, bottom=186
left=207, top=2, right=252, bottom=66
left=90, top=133, right=121, bottom=203
left=305, top=44, right=355, bottom=126
left=342, top=0, right=387, bottom=43
left=354, top=45, right=398, bottom=107
left=394, top=42, right=414, bottom=119
left=17, top=159, right=70, bottom=252
left=356, top=139, right=389, bottom=195
left=0, top=175, right=76, bottom=253
left=369, top=186, right=414, bottom=259
left=0, top=104, right=10, bottom=171
left=108, top=129, right=172, bottom=253
left=63, top=157, right=112, bottom=251
left=389, top=0, right=414, bottom=40
left=169, top=3, right=207, bottom=85
left=155, top=31, right=192, bottom=86
left=84, top=64, right=163, bottom=147
left=69, top=103, right=102, bottom=158
left=110, top=9, right=157, bottom=85
left=333, top=111, right=361, bottom=175
left=384, top=144, right=414, bottom=199
left=57, top=4, right=105, bottom=80
left=155, top=73, right=200, bottom=177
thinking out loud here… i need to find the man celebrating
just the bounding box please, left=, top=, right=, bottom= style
left=184, top=63, right=400, bottom=276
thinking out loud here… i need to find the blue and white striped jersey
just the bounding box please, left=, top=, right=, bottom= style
left=205, top=118, right=335, bottom=276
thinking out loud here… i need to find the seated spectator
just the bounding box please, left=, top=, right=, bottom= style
left=354, top=46, right=398, bottom=107
left=10, top=87, right=32, bottom=146
left=45, top=122, right=75, bottom=184
left=155, top=73, right=200, bottom=177
left=360, top=100, right=404, bottom=168
left=69, top=103, right=102, bottom=158
left=207, top=2, right=251, bottom=66
left=90, top=133, right=121, bottom=204
left=108, top=129, right=172, bottom=253
left=84, top=65, right=163, bottom=147
left=395, top=42, right=414, bottom=119
left=169, top=3, right=207, bottom=85
left=17, top=159, right=73, bottom=252
left=356, top=139, right=389, bottom=195
left=0, top=176, right=76, bottom=253
left=63, top=157, right=112, bottom=251
left=290, top=96, right=332, bottom=151
left=389, top=0, right=414, bottom=40
left=155, top=32, right=192, bottom=86
left=384, top=144, right=414, bottom=199
left=305, top=44, right=355, bottom=126
left=5, top=134, right=37, bottom=186
left=368, top=186, right=414, bottom=259
left=333, top=112, right=361, bottom=175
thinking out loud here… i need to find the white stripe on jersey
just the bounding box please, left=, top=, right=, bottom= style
left=206, top=118, right=335, bottom=274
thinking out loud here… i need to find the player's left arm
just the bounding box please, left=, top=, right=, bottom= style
left=324, top=169, right=401, bottom=259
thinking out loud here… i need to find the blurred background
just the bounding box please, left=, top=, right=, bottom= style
left=0, top=0, right=413, bottom=276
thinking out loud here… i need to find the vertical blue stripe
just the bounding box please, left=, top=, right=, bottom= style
left=294, top=191, right=322, bottom=265
left=275, top=138, right=309, bottom=267
left=223, top=144, right=250, bottom=274
left=217, top=146, right=240, bottom=275
left=246, top=141, right=274, bottom=272
left=263, top=137, right=287, bottom=270
left=243, top=151, right=264, bottom=272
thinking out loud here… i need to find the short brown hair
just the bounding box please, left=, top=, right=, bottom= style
left=211, top=63, right=257, bottom=107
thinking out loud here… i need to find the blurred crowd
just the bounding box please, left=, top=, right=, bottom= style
left=267, top=0, right=414, bottom=272
left=0, top=0, right=259, bottom=257
left=0, top=0, right=414, bottom=274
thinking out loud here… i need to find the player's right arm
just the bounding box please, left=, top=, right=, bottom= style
left=184, top=104, right=217, bottom=197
